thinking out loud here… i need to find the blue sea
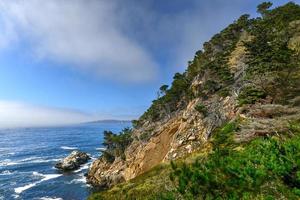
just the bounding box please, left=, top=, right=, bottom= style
left=0, top=122, right=131, bottom=200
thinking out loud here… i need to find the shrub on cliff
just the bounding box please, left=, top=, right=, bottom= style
left=101, top=128, right=133, bottom=163
left=238, top=86, right=267, bottom=106
left=195, top=103, right=207, bottom=116
left=244, top=2, right=300, bottom=104
left=170, top=121, right=300, bottom=199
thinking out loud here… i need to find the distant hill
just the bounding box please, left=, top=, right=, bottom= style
left=86, top=119, right=131, bottom=124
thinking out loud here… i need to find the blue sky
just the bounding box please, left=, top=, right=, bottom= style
left=0, top=0, right=298, bottom=127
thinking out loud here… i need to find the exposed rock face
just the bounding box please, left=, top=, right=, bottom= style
left=87, top=80, right=241, bottom=187
left=55, top=150, right=90, bottom=171
left=86, top=157, right=125, bottom=188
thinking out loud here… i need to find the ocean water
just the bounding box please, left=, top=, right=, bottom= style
left=0, top=122, right=131, bottom=200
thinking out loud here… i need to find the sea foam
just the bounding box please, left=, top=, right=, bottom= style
left=0, top=170, right=13, bottom=175
left=60, top=146, right=78, bottom=150
left=14, top=172, right=62, bottom=194
left=73, top=163, right=89, bottom=173
left=39, top=197, right=63, bottom=200
left=0, top=157, right=60, bottom=167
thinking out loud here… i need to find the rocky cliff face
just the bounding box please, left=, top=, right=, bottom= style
left=87, top=4, right=300, bottom=189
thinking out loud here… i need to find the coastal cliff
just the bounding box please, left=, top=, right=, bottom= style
left=88, top=2, right=300, bottom=199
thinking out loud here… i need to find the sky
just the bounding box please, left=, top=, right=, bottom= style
left=0, top=0, right=298, bottom=128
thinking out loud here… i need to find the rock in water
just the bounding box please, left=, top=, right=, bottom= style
left=55, top=150, right=90, bottom=171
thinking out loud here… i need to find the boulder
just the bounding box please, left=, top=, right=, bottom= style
left=55, top=150, right=90, bottom=171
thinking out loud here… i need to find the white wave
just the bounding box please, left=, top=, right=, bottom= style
left=19, top=156, right=42, bottom=162
left=0, top=170, right=13, bottom=175
left=14, top=172, right=62, bottom=194
left=90, top=156, right=98, bottom=161
left=60, top=146, right=78, bottom=150
left=39, top=197, right=63, bottom=200
left=12, top=194, right=19, bottom=199
left=0, top=159, right=19, bottom=166
left=33, top=171, right=44, bottom=177
left=73, top=163, right=89, bottom=173
left=41, top=174, right=61, bottom=181
left=96, top=147, right=106, bottom=151
left=70, top=174, right=86, bottom=184
left=0, top=158, right=60, bottom=167
left=14, top=182, right=37, bottom=194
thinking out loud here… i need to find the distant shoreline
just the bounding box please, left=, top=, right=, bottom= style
left=85, top=120, right=132, bottom=124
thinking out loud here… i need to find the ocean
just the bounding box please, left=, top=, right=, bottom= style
left=0, top=122, right=131, bottom=200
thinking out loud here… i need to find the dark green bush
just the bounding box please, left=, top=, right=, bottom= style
left=217, top=88, right=231, bottom=97
left=170, top=121, right=300, bottom=199
left=203, top=80, right=220, bottom=93
left=195, top=103, right=207, bottom=116
left=238, top=86, right=267, bottom=106
left=101, top=128, right=133, bottom=163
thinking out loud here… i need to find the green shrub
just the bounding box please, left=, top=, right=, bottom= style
left=101, top=128, right=133, bottom=163
left=170, top=123, right=300, bottom=199
left=203, top=80, right=220, bottom=93
left=218, top=88, right=231, bottom=97
left=195, top=103, right=207, bottom=116
left=238, top=86, right=267, bottom=106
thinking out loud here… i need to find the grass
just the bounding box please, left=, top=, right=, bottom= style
left=88, top=164, right=175, bottom=200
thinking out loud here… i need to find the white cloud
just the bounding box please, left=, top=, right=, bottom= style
left=0, top=100, right=95, bottom=128
left=0, top=0, right=158, bottom=82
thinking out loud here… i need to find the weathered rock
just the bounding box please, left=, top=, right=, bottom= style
left=87, top=157, right=125, bottom=188
left=55, top=150, right=90, bottom=171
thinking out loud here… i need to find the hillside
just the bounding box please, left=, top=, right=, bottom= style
left=87, top=2, right=300, bottom=199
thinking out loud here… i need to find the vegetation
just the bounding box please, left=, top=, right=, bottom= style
left=237, top=86, right=267, bottom=106
left=244, top=2, right=300, bottom=104
left=139, top=72, right=191, bottom=122
left=101, top=128, right=133, bottom=162
left=169, top=120, right=300, bottom=199
left=88, top=164, right=174, bottom=200
left=194, top=103, right=207, bottom=116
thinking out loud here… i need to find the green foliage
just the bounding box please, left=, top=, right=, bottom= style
left=238, top=86, right=267, bottom=106
left=203, top=80, right=220, bottom=93
left=195, top=103, right=207, bottom=116
left=139, top=72, right=190, bottom=122
left=257, top=2, right=273, bottom=16
left=217, top=87, right=231, bottom=97
left=245, top=2, right=300, bottom=103
left=159, top=85, right=169, bottom=96
left=212, top=121, right=238, bottom=148
left=101, top=128, right=133, bottom=163
left=88, top=164, right=175, bottom=200
left=170, top=121, right=300, bottom=199
left=131, top=119, right=140, bottom=129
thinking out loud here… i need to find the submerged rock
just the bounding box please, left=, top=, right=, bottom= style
left=55, top=150, right=90, bottom=171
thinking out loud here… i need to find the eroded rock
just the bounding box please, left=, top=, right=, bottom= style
left=55, top=150, right=90, bottom=171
